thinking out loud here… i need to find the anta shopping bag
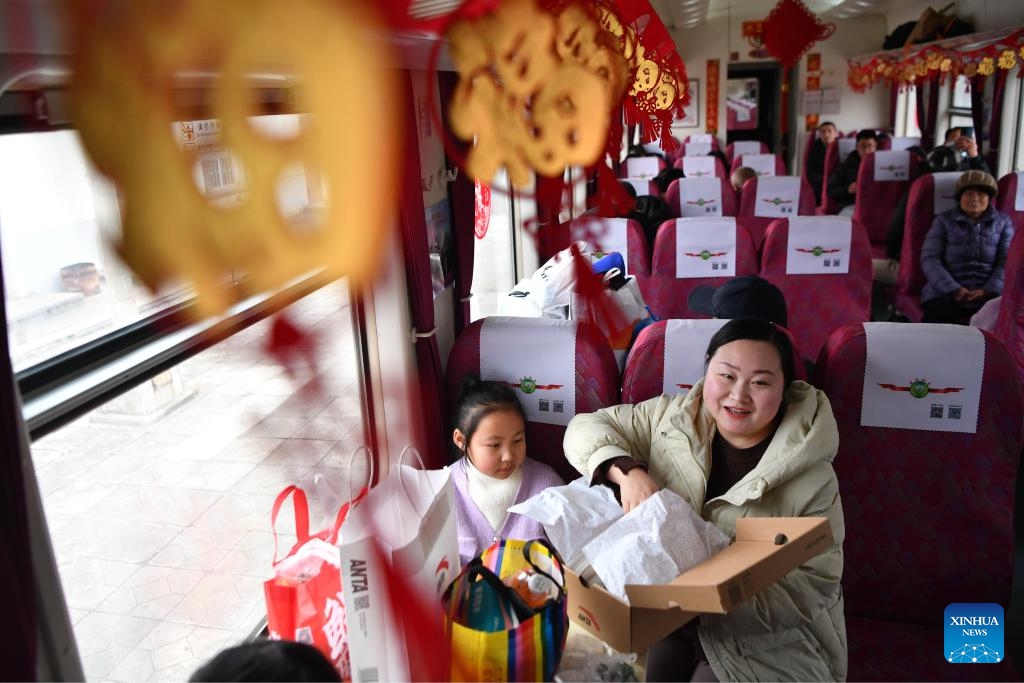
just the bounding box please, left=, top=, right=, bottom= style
left=264, top=484, right=365, bottom=680
left=445, top=539, right=569, bottom=682
left=338, top=462, right=460, bottom=683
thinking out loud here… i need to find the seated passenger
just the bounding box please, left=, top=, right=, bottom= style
left=921, top=171, right=1014, bottom=324
left=687, top=275, right=788, bottom=327
left=653, top=166, right=684, bottom=194
left=450, top=378, right=563, bottom=566
left=563, top=318, right=846, bottom=682
left=877, top=146, right=962, bottom=293
left=190, top=640, right=341, bottom=682
left=827, top=129, right=878, bottom=214
left=943, top=126, right=992, bottom=174
left=730, top=166, right=757, bottom=193
left=805, top=120, right=838, bottom=201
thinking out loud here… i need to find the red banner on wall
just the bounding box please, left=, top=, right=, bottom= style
left=706, top=59, right=720, bottom=135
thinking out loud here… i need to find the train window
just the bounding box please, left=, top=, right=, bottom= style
left=28, top=279, right=369, bottom=681
left=0, top=131, right=194, bottom=373
left=895, top=85, right=922, bottom=138
left=470, top=170, right=517, bottom=320
left=947, top=75, right=974, bottom=134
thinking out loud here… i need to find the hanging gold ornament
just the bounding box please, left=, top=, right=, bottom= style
left=978, top=57, right=995, bottom=75
left=447, top=0, right=626, bottom=186
left=998, top=49, right=1017, bottom=70
left=71, top=0, right=400, bottom=317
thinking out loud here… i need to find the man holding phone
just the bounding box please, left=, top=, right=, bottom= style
left=943, top=126, right=991, bottom=173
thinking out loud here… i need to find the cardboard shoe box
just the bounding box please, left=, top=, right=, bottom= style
left=564, top=516, right=834, bottom=653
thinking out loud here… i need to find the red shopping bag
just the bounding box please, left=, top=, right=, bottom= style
left=264, top=485, right=364, bottom=680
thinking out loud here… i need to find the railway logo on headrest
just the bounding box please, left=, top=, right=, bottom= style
left=504, top=377, right=564, bottom=394
left=685, top=198, right=717, bottom=207
left=683, top=250, right=728, bottom=260
left=795, top=246, right=841, bottom=257
left=945, top=603, right=1003, bottom=664
left=762, top=197, right=793, bottom=206
left=877, top=379, right=964, bottom=398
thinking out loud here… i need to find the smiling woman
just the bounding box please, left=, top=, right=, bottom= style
left=563, top=317, right=846, bottom=681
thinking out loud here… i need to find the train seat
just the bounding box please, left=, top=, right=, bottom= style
left=725, top=140, right=768, bottom=166
left=621, top=155, right=665, bottom=181
left=760, top=216, right=872, bottom=362
left=664, top=177, right=737, bottom=219
left=737, top=175, right=818, bottom=251
left=674, top=154, right=728, bottom=180
left=683, top=133, right=721, bottom=149
left=729, top=152, right=787, bottom=177
left=622, top=177, right=657, bottom=198
left=819, top=138, right=857, bottom=214
left=894, top=172, right=962, bottom=322
left=996, top=171, right=1024, bottom=234
left=445, top=317, right=620, bottom=483
left=682, top=141, right=713, bottom=158
left=645, top=217, right=758, bottom=320
left=853, top=150, right=919, bottom=258
left=994, top=230, right=1024, bottom=380
left=621, top=318, right=807, bottom=404
left=569, top=217, right=650, bottom=277
left=814, top=322, right=1023, bottom=681
left=622, top=319, right=727, bottom=403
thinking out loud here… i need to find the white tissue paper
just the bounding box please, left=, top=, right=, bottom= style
left=579, top=490, right=730, bottom=602
left=511, top=480, right=731, bottom=603
left=508, top=478, right=622, bottom=567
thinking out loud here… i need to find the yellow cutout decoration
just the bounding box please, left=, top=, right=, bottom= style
left=72, top=1, right=399, bottom=317
left=448, top=0, right=627, bottom=185
left=978, top=57, right=995, bottom=76
left=999, top=50, right=1017, bottom=70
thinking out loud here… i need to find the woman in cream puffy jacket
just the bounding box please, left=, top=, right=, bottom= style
left=563, top=318, right=847, bottom=682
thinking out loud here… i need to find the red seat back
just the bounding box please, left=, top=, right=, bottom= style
left=729, top=153, right=787, bottom=177
left=674, top=154, right=728, bottom=180
left=644, top=218, right=758, bottom=320
left=736, top=175, right=818, bottom=251
left=853, top=150, right=919, bottom=257
left=569, top=217, right=650, bottom=277
left=819, top=138, right=857, bottom=214
left=994, top=230, right=1024, bottom=380
left=760, top=216, right=872, bottom=361
left=446, top=318, right=620, bottom=483
left=814, top=323, right=1023, bottom=680
left=622, top=318, right=805, bottom=404
left=664, top=177, right=737, bottom=219
left=895, top=172, right=962, bottom=322
left=725, top=140, right=768, bottom=166
left=997, top=171, right=1024, bottom=235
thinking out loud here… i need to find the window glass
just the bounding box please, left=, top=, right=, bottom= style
left=0, top=130, right=193, bottom=372
left=1, top=114, right=321, bottom=373
left=470, top=169, right=515, bottom=320
left=32, top=279, right=369, bottom=681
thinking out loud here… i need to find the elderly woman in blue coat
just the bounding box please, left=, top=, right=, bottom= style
left=921, top=170, right=1015, bottom=324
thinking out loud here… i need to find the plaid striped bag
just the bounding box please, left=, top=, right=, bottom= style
left=444, top=538, right=569, bottom=682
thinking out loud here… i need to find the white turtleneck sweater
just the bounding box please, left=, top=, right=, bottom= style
left=465, top=457, right=524, bottom=533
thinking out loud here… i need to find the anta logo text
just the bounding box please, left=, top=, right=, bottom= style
left=349, top=559, right=368, bottom=593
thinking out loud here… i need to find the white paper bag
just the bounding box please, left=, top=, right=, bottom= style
left=339, top=465, right=459, bottom=683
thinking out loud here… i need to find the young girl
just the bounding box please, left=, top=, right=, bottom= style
left=450, top=378, right=564, bottom=566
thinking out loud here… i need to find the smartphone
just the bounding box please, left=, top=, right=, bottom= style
left=960, top=126, right=974, bottom=139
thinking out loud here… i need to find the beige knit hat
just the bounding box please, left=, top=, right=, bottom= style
left=955, top=170, right=998, bottom=199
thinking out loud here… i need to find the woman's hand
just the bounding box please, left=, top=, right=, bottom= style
left=616, top=468, right=660, bottom=513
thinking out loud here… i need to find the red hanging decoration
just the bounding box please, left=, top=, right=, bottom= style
left=761, top=0, right=835, bottom=69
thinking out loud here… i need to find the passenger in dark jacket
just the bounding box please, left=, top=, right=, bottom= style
left=805, top=121, right=837, bottom=203
left=921, top=171, right=1014, bottom=324
left=827, top=129, right=877, bottom=213
left=943, top=127, right=992, bottom=174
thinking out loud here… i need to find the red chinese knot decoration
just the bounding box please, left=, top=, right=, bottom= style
left=761, top=0, right=835, bottom=69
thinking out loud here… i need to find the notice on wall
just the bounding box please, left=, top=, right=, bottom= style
left=801, top=90, right=822, bottom=115
left=820, top=88, right=841, bottom=115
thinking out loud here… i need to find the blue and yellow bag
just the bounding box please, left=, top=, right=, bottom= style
left=443, top=539, right=569, bottom=682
